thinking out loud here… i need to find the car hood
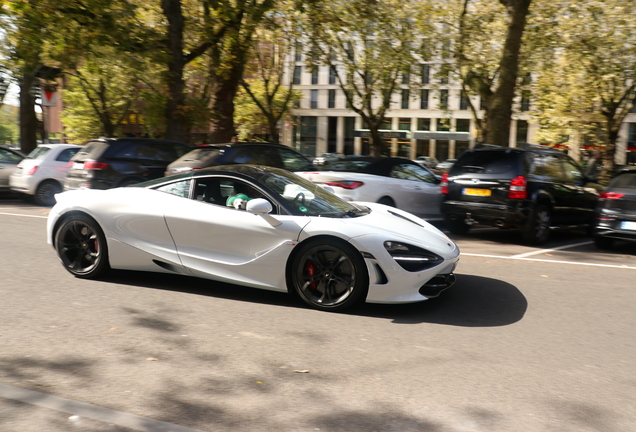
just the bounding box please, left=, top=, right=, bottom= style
left=299, top=202, right=457, bottom=257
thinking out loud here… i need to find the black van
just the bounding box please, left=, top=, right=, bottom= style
left=64, top=138, right=193, bottom=190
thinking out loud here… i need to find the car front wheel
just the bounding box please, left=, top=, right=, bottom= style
left=522, top=204, right=551, bottom=245
left=34, top=180, right=62, bottom=206
left=290, top=238, right=368, bottom=312
left=54, top=214, right=110, bottom=278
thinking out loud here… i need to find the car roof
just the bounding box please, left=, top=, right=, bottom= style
left=470, top=143, right=563, bottom=155
left=195, top=142, right=291, bottom=149
left=326, top=156, right=421, bottom=176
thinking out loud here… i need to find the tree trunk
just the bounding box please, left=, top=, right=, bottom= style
left=482, top=0, right=532, bottom=145
left=161, top=0, right=190, bottom=144
left=19, top=73, right=39, bottom=154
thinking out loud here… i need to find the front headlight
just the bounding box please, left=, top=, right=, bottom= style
left=384, top=241, right=444, bottom=272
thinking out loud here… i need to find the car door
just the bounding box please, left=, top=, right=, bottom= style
left=0, top=148, right=23, bottom=190
left=534, top=153, right=575, bottom=224
left=47, top=147, right=80, bottom=182
left=388, top=163, right=442, bottom=219
left=561, top=155, right=600, bottom=224
left=163, top=175, right=309, bottom=290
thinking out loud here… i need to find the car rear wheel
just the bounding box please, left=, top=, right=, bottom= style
left=290, top=238, right=368, bottom=312
left=34, top=180, right=62, bottom=207
left=522, top=204, right=551, bottom=245
left=377, top=197, right=395, bottom=207
left=444, top=215, right=471, bottom=235
left=54, top=214, right=110, bottom=279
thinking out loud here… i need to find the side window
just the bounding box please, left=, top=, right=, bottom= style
left=0, top=149, right=22, bottom=163
left=194, top=177, right=276, bottom=212
left=390, top=164, right=436, bottom=183
left=155, top=179, right=191, bottom=198
left=153, top=143, right=178, bottom=162
left=56, top=148, right=79, bottom=162
left=532, top=154, right=564, bottom=180
left=278, top=148, right=313, bottom=171
left=233, top=146, right=281, bottom=167
left=562, top=157, right=584, bottom=183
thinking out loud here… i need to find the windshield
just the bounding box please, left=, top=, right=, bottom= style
left=256, top=169, right=369, bottom=217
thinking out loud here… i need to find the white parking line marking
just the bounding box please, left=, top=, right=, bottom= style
left=0, top=211, right=48, bottom=219
left=0, top=383, right=207, bottom=432
left=510, top=241, right=593, bottom=258
left=463, top=253, right=636, bottom=270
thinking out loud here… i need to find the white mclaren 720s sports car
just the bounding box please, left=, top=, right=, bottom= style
left=47, top=165, right=460, bottom=312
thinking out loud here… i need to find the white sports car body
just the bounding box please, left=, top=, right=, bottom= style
left=47, top=165, right=460, bottom=311
left=297, top=157, right=443, bottom=220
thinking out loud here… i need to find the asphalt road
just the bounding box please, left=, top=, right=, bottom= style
left=1, top=195, right=635, bottom=432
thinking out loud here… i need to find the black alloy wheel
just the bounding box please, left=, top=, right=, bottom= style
left=522, top=204, right=551, bottom=245
left=34, top=180, right=62, bottom=207
left=54, top=214, right=110, bottom=278
left=290, top=238, right=368, bottom=311
left=377, top=197, right=395, bottom=207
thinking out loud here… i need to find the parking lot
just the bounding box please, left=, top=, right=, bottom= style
left=1, top=195, right=635, bottom=432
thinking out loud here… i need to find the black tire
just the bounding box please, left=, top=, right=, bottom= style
left=444, top=215, right=471, bottom=235
left=34, top=180, right=62, bottom=207
left=594, top=235, right=614, bottom=250
left=377, top=197, right=395, bottom=207
left=289, top=238, right=368, bottom=312
left=54, top=214, right=110, bottom=279
left=522, top=204, right=551, bottom=245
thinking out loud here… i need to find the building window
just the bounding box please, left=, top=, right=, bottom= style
left=521, top=91, right=530, bottom=111
left=436, top=140, right=450, bottom=160
left=295, top=43, right=302, bottom=62
left=311, top=69, right=319, bottom=85
left=328, top=117, right=338, bottom=153
left=300, top=116, right=317, bottom=156
left=345, top=42, right=354, bottom=60
left=292, top=66, right=301, bottom=85
left=328, top=89, right=336, bottom=108
left=398, top=118, right=411, bottom=131
left=381, top=118, right=392, bottom=130
left=459, top=92, right=469, bottom=110
left=310, top=90, right=318, bottom=109
left=516, top=120, right=528, bottom=143
left=629, top=123, right=636, bottom=142
left=329, top=67, right=337, bottom=85
left=420, top=89, right=429, bottom=109
left=403, top=72, right=410, bottom=84
left=456, top=118, right=470, bottom=132
left=344, top=117, right=355, bottom=155
left=417, top=118, right=430, bottom=131
left=440, top=70, right=449, bottom=84
left=421, top=64, right=430, bottom=84
left=437, top=118, right=450, bottom=132
left=440, top=90, right=449, bottom=109
left=401, top=89, right=410, bottom=109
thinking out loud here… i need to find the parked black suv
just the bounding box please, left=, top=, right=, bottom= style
left=593, top=166, right=636, bottom=249
left=165, top=142, right=315, bottom=176
left=65, top=138, right=193, bottom=190
left=440, top=144, right=604, bottom=244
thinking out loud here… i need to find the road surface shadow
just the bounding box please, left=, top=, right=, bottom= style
left=101, top=271, right=525, bottom=327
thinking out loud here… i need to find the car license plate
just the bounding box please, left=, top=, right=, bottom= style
left=620, top=221, right=636, bottom=231
left=463, top=188, right=491, bottom=197
left=73, top=162, right=84, bottom=170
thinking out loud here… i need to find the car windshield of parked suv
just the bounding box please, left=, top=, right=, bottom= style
left=73, top=141, right=109, bottom=160
left=180, top=147, right=223, bottom=164
left=325, top=160, right=371, bottom=171
left=609, top=172, right=636, bottom=189
left=27, top=146, right=51, bottom=160
left=450, top=151, right=518, bottom=175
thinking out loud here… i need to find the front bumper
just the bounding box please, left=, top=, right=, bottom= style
left=9, top=175, right=38, bottom=195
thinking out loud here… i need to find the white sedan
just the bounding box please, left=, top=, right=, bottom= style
left=47, top=165, right=460, bottom=312
left=297, top=157, right=443, bottom=220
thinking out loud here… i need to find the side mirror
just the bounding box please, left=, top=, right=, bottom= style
left=246, top=198, right=273, bottom=215
left=321, top=185, right=335, bottom=194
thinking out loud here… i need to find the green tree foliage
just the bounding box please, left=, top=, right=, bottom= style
left=0, top=104, right=19, bottom=144
left=302, top=0, right=432, bottom=156
left=531, top=0, right=636, bottom=179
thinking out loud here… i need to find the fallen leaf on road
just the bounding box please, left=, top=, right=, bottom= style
left=545, top=253, right=553, bottom=256
left=146, top=358, right=158, bottom=361
left=541, top=275, right=549, bottom=277
left=293, top=370, right=310, bottom=373
left=108, top=327, right=117, bottom=331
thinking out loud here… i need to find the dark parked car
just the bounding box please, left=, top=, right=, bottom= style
left=64, top=138, right=193, bottom=190
left=165, top=142, right=315, bottom=176
left=593, top=166, right=636, bottom=249
left=440, top=144, right=603, bottom=244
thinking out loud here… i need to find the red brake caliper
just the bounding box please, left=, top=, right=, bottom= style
left=304, top=260, right=317, bottom=290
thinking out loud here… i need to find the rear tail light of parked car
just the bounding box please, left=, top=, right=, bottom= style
left=508, top=176, right=527, bottom=199
left=84, top=161, right=110, bottom=171
left=324, top=181, right=364, bottom=190
left=598, top=192, right=624, bottom=201
left=26, top=166, right=38, bottom=176
left=440, top=173, right=448, bottom=194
